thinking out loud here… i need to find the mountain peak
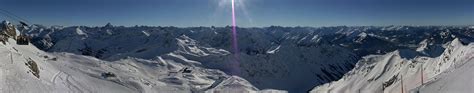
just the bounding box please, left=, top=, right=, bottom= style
left=104, top=23, right=113, bottom=28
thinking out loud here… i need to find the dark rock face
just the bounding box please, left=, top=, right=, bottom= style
left=1, top=21, right=17, bottom=38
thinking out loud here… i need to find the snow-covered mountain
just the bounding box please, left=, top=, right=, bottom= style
left=0, top=34, right=284, bottom=93
left=25, top=25, right=361, bottom=93
left=10, top=22, right=474, bottom=93
left=311, top=38, right=473, bottom=93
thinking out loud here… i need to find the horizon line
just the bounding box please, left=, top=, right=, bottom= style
left=2, top=19, right=472, bottom=28
left=29, top=24, right=474, bottom=28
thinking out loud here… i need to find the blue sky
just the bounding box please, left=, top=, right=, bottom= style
left=0, top=0, right=473, bottom=27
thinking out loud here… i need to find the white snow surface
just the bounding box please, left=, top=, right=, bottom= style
left=142, top=31, right=150, bottom=37
left=75, top=27, right=86, bottom=36
left=311, top=38, right=474, bottom=93
left=22, top=24, right=474, bottom=93
left=266, top=45, right=280, bottom=54
left=0, top=38, right=286, bottom=93
left=26, top=26, right=359, bottom=93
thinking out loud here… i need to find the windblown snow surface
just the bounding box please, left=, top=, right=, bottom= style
left=5, top=22, right=474, bottom=93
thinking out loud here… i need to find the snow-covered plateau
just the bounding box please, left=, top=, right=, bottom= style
left=2, top=21, right=474, bottom=93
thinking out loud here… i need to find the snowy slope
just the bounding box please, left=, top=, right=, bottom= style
left=414, top=49, right=474, bottom=93
left=24, top=24, right=474, bottom=92
left=311, top=38, right=474, bottom=93
left=0, top=38, right=286, bottom=93
left=26, top=25, right=362, bottom=92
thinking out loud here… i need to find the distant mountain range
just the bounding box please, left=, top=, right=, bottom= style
left=2, top=21, right=473, bottom=93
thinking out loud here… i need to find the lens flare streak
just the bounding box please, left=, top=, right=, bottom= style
left=230, top=0, right=241, bottom=75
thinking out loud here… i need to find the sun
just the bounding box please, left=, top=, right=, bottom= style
left=216, top=0, right=253, bottom=25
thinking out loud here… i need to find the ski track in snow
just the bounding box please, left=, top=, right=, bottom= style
left=51, top=71, right=61, bottom=83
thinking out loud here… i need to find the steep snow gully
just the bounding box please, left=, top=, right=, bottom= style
left=2, top=21, right=474, bottom=93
